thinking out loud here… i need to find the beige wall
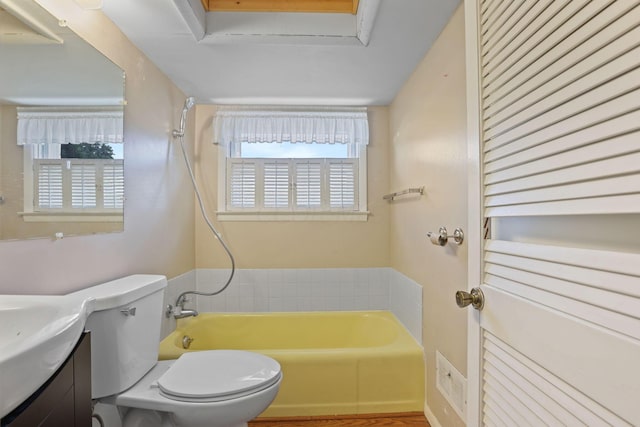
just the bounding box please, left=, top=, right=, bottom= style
left=193, top=105, right=390, bottom=269
left=0, top=0, right=195, bottom=294
left=389, top=5, right=467, bottom=426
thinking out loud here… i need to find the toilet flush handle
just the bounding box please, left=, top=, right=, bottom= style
left=120, top=306, right=137, bottom=316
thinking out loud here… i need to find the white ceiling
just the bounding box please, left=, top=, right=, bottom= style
left=102, top=0, right=460, bottom=106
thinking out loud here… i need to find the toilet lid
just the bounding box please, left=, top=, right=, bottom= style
left=157, top=350, right=281, bottom=402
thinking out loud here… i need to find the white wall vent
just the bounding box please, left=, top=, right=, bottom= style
left=436, top=350, right=466, bottom=419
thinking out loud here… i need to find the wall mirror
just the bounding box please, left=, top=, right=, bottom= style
left=0, top=0, right=125, bottom=241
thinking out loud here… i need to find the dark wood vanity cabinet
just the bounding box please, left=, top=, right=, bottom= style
left=1, top=332, right=92, bottom=427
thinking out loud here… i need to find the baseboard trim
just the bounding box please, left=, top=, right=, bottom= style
left=253, top=411, right=427, bottom=422
left=424, top=404, right=444, bottom=427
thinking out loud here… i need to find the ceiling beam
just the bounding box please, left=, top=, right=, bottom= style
left=355, top=0, right=379, bottom=46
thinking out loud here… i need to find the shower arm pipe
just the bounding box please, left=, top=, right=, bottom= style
left=170, top=97, right=236, bottom=315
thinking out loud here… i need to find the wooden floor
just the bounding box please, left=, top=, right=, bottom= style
left=249, top=412, right=431, bottom=426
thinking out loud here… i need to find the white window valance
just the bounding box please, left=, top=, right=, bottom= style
left=214, top=107, right=369, bottom=146
left=17, top=106, right=124, bottom=145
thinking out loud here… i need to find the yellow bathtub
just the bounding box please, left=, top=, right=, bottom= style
left=159, top=311, right=424, bottom=417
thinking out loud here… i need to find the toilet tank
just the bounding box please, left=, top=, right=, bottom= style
left=78, top=275, right=167, bottom=398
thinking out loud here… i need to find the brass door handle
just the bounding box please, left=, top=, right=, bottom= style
left=456, top=287, right=484, bottom=310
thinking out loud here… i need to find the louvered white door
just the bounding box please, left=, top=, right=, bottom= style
left=466, top=1, right=640, bottom=426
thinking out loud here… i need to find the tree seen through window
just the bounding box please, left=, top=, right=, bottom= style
left=61, top=142, right=114, bottom=159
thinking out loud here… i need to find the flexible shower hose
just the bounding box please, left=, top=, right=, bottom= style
left=174, top=128, right=235, bottom=306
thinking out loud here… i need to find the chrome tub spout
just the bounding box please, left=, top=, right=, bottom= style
left=165, top=300, right=198, bottom=319
left=174, top=308, right=198, bottom=319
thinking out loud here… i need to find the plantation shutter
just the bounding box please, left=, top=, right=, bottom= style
left=35, top=162, right=63, bottom=209
left=34, top=159, right=123, bottom=211
left=71, top=163, right=97, bottom=208
left=328, top=160, right=357, bottom=210
left=228, top=159, right=257, bottom=209
left=294, top=160, right=322, bottom=209
left=263, top=160, right=290, bottom=209
left=468, top=1, right=640, bottom=425
left=226, top=158, right=362, bottom=213
left=103, top=162, right=124, bottom=209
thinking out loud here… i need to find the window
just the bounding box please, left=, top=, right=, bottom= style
left=17, top=107, right=124, bottom=221
left=215, top=108, right=369, bottom=221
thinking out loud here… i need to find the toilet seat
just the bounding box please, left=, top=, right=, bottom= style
left=156, top=350, right=282, bottom=403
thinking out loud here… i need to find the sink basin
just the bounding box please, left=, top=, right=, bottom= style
left=0, top=295, right=89, bottom=419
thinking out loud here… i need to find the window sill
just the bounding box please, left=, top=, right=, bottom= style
left=19, top=211, right=123, bottom=223
left=216, top=211, right=369, bottom=222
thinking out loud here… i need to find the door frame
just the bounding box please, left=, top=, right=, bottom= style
left=464, top=0, right=483, bottom=425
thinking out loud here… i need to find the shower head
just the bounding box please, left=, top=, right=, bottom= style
left=173, top=96, right=196, bottom=138
left=183, top=96, right=195, bottom=112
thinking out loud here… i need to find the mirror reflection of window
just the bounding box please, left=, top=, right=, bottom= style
left=17, top=107, right=124, bottom=221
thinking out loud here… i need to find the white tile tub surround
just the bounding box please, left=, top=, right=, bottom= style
left=176, top=267, right=423, bottom=343
left=389, top=271, right=423, bottom=343
left=194, top=268, right=390, bottom=313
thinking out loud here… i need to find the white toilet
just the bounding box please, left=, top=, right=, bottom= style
left=81, top=275, right=282, bottom=427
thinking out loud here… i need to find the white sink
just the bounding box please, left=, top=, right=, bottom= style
left=0, top=294, right=90, bottom=419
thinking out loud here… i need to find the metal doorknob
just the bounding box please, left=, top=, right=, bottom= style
left=456, top=287, right=484, bottom=310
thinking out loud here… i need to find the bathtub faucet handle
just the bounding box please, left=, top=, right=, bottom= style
left=175, top=294, right=188, bottom=308
left=182, top=335, right=194, bottom=349
left=166, top=302, right=199, bottom=319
